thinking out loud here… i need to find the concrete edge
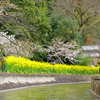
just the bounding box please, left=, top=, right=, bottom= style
left=0, top=73, right=92, bottom=91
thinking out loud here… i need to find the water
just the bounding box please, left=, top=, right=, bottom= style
left=0, top=83, right=100, bottom=100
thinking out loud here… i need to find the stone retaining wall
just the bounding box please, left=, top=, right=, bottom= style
left=91, top=75, right=100, bottom=97
left=0, top=73, right=91, bottom=91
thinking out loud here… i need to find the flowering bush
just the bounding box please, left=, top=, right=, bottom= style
left=0, top=32, right=33, bottom=57
left=4, top=56, right=98, bottom=74
left=47, top=39, right=80, bottom=64
left=0, top=32, right=47, bottom=60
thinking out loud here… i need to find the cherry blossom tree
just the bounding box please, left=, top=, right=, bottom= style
left=0, top=32, right=33, bottom=57
left=47, top=38, right=80, bottom=64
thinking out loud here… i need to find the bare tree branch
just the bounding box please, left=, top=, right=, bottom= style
left=53, top=0, right=100, bottom=37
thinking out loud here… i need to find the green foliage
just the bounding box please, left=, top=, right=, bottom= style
left=75, top=32, right=84, bottom=46
left=1, top=0, right=38, bottom=39
left=29, top=51, right=47, bottom=62
left=54, top=18, right=78, bottom=41
left=10, top=0, right=35, bottom=7
left=35, top=1, right=52, bottom=44
left=1, top=0, right=52, bottom=45
left=50, top=13, right=65, bottom=32
left=36, top=1, right=48, bottom=23
left=10, top=0, right=40, bottom=24
left=97, top=33, right=100, bottom=39
left=37, top=22, right=52, bottom=44
left=4, top=7, right=18, bottom=12
left=4, top=24, right=31, bottom=39
left=28, top=43, right=48, bottom=62
left=75, top=54, right=92, bottom=66
left=50, top=14, right=82, bottom=44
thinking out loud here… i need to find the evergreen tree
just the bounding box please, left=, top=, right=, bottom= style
left=0, top=0, right=52, bottom=44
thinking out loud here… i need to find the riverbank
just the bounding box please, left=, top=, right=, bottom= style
left=0, top=73, right=91, bottom=91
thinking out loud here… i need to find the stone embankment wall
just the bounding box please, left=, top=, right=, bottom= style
left=91, top=76, right=100, bottom=97
left=0, top=73, right=91, bottom=91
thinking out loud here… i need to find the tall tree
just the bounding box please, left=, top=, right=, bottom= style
left=35, top=1, right=52, bottom=44
left=0, top=0, right=38, bottom=40
left=53, top=0, right=100, bottom=42
left=52, top=16, right=82, bottom=44
left=0, top=0, right=52, bottom=44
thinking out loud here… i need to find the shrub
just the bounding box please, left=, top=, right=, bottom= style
left=0, top=32, right=33, bottom=58
left=74, top=54, right=92, bottom=66
left=29, top=43, right=47, bottom=62
left=47, top=39, right=80, bottom=65
left=29, top=51, right=47, bottom=62
left=0, top=32, right=47, bottom=61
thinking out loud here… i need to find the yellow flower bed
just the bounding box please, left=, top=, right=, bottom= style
left=4, top=56, right=99, bottom=74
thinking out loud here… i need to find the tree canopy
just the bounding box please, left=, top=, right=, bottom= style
left=0, top=0, right=52, bottom=44
left=53, top=0, right=100, bottom=43
left=0, top=0, right=100, bottom=65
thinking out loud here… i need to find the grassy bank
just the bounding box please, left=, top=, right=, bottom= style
left=4, top=56, right=99, bottom=75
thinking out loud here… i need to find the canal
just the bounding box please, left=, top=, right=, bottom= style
left=0, top=83, right=100, bottom=100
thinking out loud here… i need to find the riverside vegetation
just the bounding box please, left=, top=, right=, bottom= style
left=4, top=56, right=99, bottom=75
left=0, top=0, right=100, bottom=75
